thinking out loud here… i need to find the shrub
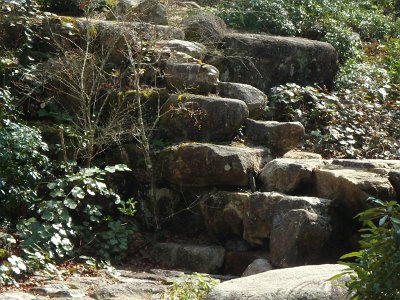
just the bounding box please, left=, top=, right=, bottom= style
left=165, top=272, right=220, bottom=300
left=215, top=0, right=296, bottom=36
left=322, top=25, right=362, bottom=63
left=337, top=198, right=400, bottom=299
left=269, top=82, right=400, bottom=159
left=0, top=88, right=50, bottom=226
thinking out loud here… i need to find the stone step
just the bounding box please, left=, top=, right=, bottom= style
left=259, top=158, right=397, bottom=217
left=164, top=62, right=219, bottom=94
left=156, top=39, right=207, bottom=61
left=158, top=143, right=271, bottom=187
left=244, top=119, right=305, bottom=155
left=152, top=242, right=225, bottom=274
left=159, top=94, right=249, bottom=142
left=217, top=82, right=268, bottom=119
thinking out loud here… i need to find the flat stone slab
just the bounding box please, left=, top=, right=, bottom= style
left=259, top=158, right=324, bottom=194
left=245, top=120, right=305, bottom=155
left=159, top=94, right=248, bottom=142
left=208, top=264, right=349, bottom=300
left=158, top=143, right=271, bottom=187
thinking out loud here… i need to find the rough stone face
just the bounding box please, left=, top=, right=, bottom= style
left=181, top=12, right=227, bottom=44
left=164, top=63, right=219, bottom=93
left=201, top=191, right=250, bottom=241
left=114, top=0, right=168, bottom=25
left=315, top=167, right=396, bottom=217
left=156, top=39, right=207, bottom=60
left=217, top=82, right=268, bottom=119
left=389, top=171, right=400, bottom=201
left=158, top=143, right=271, bottom=187
left=270, top=196, right=332, bottom=267
left=152, top=242, right=225, bottom=273
left=207, top=264, right=349, bottom=300
left=242, top=192, right=283, bottom=245
left=259, top=158, right=324, bottom=194
left=241, top=258, right=273, bottom=277
left=245, top=120, right=305, bottom=155
left=216, top=33, right=338, bottom=93
left=159, top=94, right=248, bottom=142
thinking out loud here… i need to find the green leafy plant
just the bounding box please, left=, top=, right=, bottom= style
left=336, top=197, right=400, bottom=299
left=269, top=82, right=400, bottom=159
left=165, top=272, right=220, bottom=300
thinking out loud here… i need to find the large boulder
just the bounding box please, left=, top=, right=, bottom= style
left=208, top=264, right=349, bottom=300
left=270, top=195, right=332, bottom=267
left=181, top=12, right=227, bottom=44
left=241, top=258, right=273, bottom=277
left=113, top=0, right=168, bottom=25
left=245, top=120, right=305, bottom=155
left=215, top=33, right=338, bottom=93
left=315, top=167, right=396, bottom=217
left=158, top=143, right=271, bottom=188
left=217, top=82, right=268, bottom=119
left=159, top=94, right=248, bottom=142
left=259, top=158, right=324, bottom=194
left=152, top=242, right=225, bottom=273
left=201, top=191, right=250, bottom=241
left=164, top=63, right=219, bottom=93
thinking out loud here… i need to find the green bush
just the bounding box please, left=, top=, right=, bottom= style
left=215, top=0, right=296, bottom=36
left=337, top=198, right=400, bottom=299
left=322, top=25, right=362, bottom=63
left=0, top=88, right=50, bottom=225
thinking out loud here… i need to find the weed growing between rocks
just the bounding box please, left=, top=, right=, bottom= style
left=164, top=272, right=220, bottom=300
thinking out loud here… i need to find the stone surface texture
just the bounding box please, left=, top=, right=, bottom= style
left=245, top=120, right=305, bottom=155
left=241, top=258, right=273, bottom=277
left=159, top=94, right=248, bottom=142
left=164, top=63, right=219, bottom=93
left=159, top=143, right=271, bottom=187
left=201, top=191, right=250, bottom=241
left=217, top=82, right=268, bottom=118
left=181, top=12, right=227, bottom=44
left=208, top=264, right=349, bottom=300
left=152, top=242, right=225, bottom=273
left=216, top=33, right=338, bottom=93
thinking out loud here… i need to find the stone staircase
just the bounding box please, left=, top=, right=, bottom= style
left=41, top=13, right=400, bottom=279
left=17, top=6, right=397, bottom=299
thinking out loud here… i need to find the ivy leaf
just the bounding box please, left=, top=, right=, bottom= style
left=63, top=198, right=78, bottom=209
left=71, top=186, right=85, bottom=199
left=42, top=210, right=55, bottom=221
